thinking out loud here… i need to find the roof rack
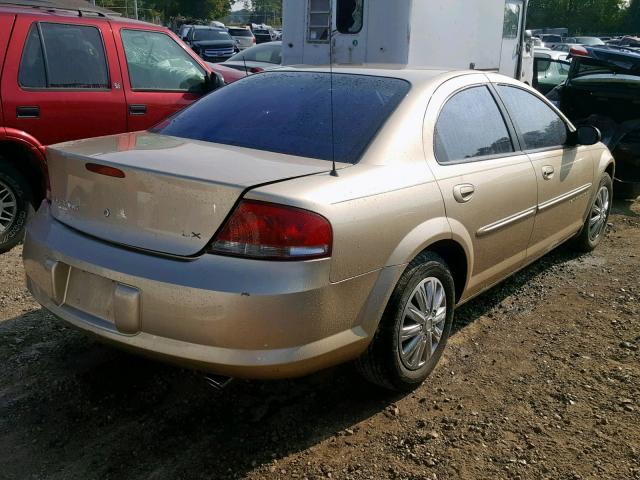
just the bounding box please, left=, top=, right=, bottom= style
left=0, top=1, right=113, bottom=17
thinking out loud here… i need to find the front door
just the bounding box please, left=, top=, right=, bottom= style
left=1, top=17, right=127, bottom=146
left=500, top=0, right=524, bottom=79
left=494, top=83, right=595, bottom=259
left=425, top=75, right=538, bottom=299
left=113, top=26, right=208, bottom=132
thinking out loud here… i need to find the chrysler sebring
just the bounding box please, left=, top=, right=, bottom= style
left=23, top=67, right=614, bottom=391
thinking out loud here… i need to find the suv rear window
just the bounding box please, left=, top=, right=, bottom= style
left=228, top=28, right=253, bottom=37
left=19, top=22, right=109, bottom=89
left=154, top=72, right=410, bottom=163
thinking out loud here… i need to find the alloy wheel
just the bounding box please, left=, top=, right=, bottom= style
left=398, top=277, right=447, bottom=371
left=0, top=179, right=17, bottom=234
left=588, top=186, right=610, bottom=242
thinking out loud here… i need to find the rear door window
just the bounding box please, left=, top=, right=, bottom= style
left=121, top=29, right=206, bottom=92
left=19, top=22, right=109, bottom=89
left=496, top=85, right=568, bottom=150
left=154, top=72, right=410, bottom=163
left=434, top=86, right=514, bottom=164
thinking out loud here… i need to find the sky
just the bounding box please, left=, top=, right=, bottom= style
left=232, top=1, right=245, bottom=11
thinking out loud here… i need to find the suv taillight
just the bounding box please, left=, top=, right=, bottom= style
left=207, top=200, right=332, bottom=260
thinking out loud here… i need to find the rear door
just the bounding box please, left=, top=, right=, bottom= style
left=425, top=74, right=538, bottom=299
left=1, top=16, right=126, bottom=146
left=112, top=25, right=209, bottom=131
left=494, top=82, right=595, bottom=259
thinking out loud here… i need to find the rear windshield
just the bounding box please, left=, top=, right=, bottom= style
left=228, top=28, right=253, bottom=37
left=154, top=72, right=411, bottom=163
left=254, top=30, right=270, bottom=35
left=542, top=35, right=562, bottom=43
left=193, top=29, right=231, bottom=41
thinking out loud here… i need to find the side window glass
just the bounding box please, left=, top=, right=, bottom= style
left=19, top=22, right=109, bottom=89
left=19, top=24, right=46, bottom=88
left=121, top=29, right=206, bottom=92
left=434, top=86, right=514, bottom=164
left=497, top=85, right=568, bottom=150
left=337, top=0, right=364, bottom=34
left=503, top=2, right=521, bottom=39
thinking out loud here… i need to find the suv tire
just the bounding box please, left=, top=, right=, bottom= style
left=0, top=158, right=34, bottom=254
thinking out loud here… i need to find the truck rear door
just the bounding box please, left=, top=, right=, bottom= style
left=1, top=16, right=127, bottom=146
left=111, top=24, right=209, bottom=132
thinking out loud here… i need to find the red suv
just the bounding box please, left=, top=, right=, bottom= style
left=0, top=4, right=242, bottom=253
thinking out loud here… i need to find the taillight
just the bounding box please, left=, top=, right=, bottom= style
left=86, top=163, right=125, bottom=178
left=252, top=37, right=256, bottom=44
left=207, top=200, right=332, bottom=260
left=249, top=66, right=264, bottom=74
left=570, top=46, right=589, bottom=57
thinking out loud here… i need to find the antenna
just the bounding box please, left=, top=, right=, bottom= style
left=328, top=12, right=338, bottom=177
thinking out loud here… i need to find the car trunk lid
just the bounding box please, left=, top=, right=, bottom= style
left=47, top=132, right=338, bottom=256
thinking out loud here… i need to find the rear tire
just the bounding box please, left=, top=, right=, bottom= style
left=356, top=252, right=455, bottom=392
left=571, top=173, right=612, bottom=253
left=0, top=158, right=34, bottom=254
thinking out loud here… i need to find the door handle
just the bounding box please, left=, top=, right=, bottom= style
left=453, top=184, right=475, bottom=203
left=542, top=166, right=555, bottom=180
left=128, top=104, right=147, bottom=115
left=16, top=106, right=40, bottom=118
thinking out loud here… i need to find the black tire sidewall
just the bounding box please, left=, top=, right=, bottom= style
left=0, top=163, right=33, bottom=253
left=385, top=257, right=455, bottom=389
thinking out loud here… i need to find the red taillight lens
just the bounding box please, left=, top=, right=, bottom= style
left=570, top=46, right=589, bottom=57
left=208, top=200, right=332, bottom=260
left=249, top=66, right=264, bottom=74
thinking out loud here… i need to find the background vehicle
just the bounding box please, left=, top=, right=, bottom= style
left=24, top=67, right=613, bottom=391
left=534, top=49, right=570, bottom=94
left=539, top=45, right=640, bottom=198
left=565, top=36, right=605, bottom=46
left=283, top=0, right=534, bottom=84
left=0, top=4, right=224, bottom=253
left=252, top=26, right=276, bottom=44
left=227, top=26, right=255, bottom=50
left=178, top=23, right=193, bottom=40
left=539, top=34, right=564, bottom=49
left=223, top=41, right=282, bottom=73
left=552, top=43, right=582, bottom=53
left=184, top=25, right=238, bottom=62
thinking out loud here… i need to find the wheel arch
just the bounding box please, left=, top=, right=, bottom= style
left=0, top=130, right=47, bottom=206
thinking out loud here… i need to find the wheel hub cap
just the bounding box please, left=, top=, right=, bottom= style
left=0, top=179, right=18, bottom=235
left=398, top=277, right=447, bottom=371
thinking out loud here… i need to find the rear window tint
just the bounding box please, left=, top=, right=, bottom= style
left=229, top=28, right=253, bottom=37
left=154, top=72, right=410, bottom=163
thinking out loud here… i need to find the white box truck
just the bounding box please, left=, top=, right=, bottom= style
left=282, top=0, right=534, bottom=84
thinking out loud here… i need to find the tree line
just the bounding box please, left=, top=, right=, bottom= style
left=528, top=0, right=640, bottom=34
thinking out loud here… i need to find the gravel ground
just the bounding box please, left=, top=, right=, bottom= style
left=0, top=199, right=638, bottom=480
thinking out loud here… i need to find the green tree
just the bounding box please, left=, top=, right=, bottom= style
left=628, top=0, right=640, bottom=33
left=528, top=0, right=628, bottom=34
left=243, top=0, right=282, bottom=25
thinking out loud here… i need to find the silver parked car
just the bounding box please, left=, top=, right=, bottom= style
left=227, top=26, right=255, bottom=50
left=223, top=41, right=281, bottom=73
left=23, top=67, right=614, bottom=391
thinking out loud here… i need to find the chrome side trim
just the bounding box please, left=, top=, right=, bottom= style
left=537, top=183, right=593, bottom=212
left=476, top=206, right=537, bottom=237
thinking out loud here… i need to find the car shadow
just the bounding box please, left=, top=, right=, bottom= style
left=0, top=240, right=600, bottom=480
left=611, top=197, right=640, bottom=218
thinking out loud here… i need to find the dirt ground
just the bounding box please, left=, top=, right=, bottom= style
left=0, top=199, right=638, bottom=480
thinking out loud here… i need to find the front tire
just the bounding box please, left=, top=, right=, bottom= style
left=356, top=252, right=455, bottom=391
left=571, top=173, right=612, bottom=253
left=0, top=159, right=34, bottom=254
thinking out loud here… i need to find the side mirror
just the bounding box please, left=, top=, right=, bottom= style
left=204, top=71, right=225, bottom=92
left=571, top=126, right=601, bottom=146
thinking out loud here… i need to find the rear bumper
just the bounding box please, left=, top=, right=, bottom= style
left=23, top=204, right=388, bottom=379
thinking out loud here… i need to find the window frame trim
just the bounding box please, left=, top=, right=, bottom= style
left=120, top=28, right=207, bottom=93
left=18, top=21, right=112, bottom=92
left=433, top=83, right=520, bottom=166
left=493, top=82, right=574, bottom=153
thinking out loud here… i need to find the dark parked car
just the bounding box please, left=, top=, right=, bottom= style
left=537, top=45, right=640, bottom=198
left=253, top=27, right=275, bottom=44
left=185, top=26, right=238, bottom=62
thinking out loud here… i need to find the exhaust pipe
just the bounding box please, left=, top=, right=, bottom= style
left=204, top=373, right=234, bottom=391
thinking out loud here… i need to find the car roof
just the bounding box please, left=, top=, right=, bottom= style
left=0, top=3, right=165, bottom=29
